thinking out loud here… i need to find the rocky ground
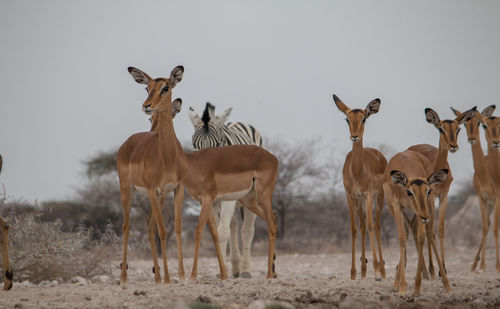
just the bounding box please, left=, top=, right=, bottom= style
left=0, top=247, right=499, bottom=308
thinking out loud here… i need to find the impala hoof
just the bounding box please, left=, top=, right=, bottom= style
left=240, top=272, right=252, bottom=278
left=232, top=273, right=240, bottom=278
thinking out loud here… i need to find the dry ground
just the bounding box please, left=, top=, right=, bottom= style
left=0, top=247, right=499, bottom=309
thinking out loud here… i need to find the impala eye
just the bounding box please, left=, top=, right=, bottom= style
left=482, top=124, right=487, bottom=129
left=161, top=85, right=169, bottom=93
left=362, top=117, right=366, bottom=123
left=438, top=128, right=444, bottom=134
left=406, top=190, right=413, bottom=197
left=145, top=87, right=149, bottom=93
left=463, top=123, right=467, bottom=128
left=345, top=118, right=350, bottom=124
left=426, top=189, right=432, bottom=196
left=457, top=128, right=461, bottom=133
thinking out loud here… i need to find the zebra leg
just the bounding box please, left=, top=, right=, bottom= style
left=218, top=201, right=237, bottom=277
left=240, top=206, right=257, bottom=278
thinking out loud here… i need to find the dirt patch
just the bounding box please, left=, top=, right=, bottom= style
left=0, top=248, right=499, bottom=308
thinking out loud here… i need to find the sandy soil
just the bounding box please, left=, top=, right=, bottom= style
left=0, top=247, right=499, bottom=309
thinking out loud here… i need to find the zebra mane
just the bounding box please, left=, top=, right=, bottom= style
left=201, top=102, right=215, bottom=130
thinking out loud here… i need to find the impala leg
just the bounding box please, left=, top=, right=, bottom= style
left=403, top=213, right=429, bottom=280
left=346, top=195, right=358, bottom=280
left=393, top=202, right=407, bottom=294
left=429, top=224, right=451, bottom=291
left=190, top=199, right=210, bottom=280
left=265, top=210, right=278, bottom=279
left=437, top=194, right=449, bottom=274
left=207, top=204, right=228, bottom=280
left=120, top=184, right=132, bottom=284
left=356, top=200, right=367, bottom=278
left=471, top=197, right=489, bottom=272
left=174, top=185, right=185, bottom=280
left=0, top=218, right=12, bottom=290
left=218, top=201, right=237, bottom=277
left=148, top=189, right=170, bottom=283
left=425, top=196, right=436, bottom=278
left=494, top=198, right=500, bottom=272
left=146, top=210, right=161, bottom=283
left=365, top=191, right=381, bottom=280
left=241, top=207, right=256, bottom=278
left=375, top=191, right=386, bottom=279
left=414, top=222, right=426, bottom=296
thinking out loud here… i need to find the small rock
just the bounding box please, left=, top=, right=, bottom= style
left=39, top=280, right=50, bottom=286
left=196, top=295, right=212, bottom=303
left=248, top=300, right=294, bottom=309
left=471, top=298, right=486, bottom=308
left=20, top=281, right=33, bottom=287
left=71, top=276, right=88, bottom=285
left=92, top=275, right=111, bottom=284
left=133, top=290, right=146, bottom=296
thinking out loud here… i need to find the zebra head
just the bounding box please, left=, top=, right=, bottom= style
left=189, top=102, right=233, bottom=150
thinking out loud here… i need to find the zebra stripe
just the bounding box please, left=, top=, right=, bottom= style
left=191, top=117, right=262, bottom=150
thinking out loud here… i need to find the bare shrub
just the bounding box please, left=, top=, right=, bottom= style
left=83, top=149, right=118, bottom=178
left=0, top=213, right=118, bottom=283
left=265, top=139, right=326, bottom=240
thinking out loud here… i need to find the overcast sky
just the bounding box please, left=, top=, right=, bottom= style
left=1, top=1, right=499, bottom=202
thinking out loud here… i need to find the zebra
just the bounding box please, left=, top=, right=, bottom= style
left=188, top=102, right=262, bottom=278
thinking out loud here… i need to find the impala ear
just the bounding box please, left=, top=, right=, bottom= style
left=450, top=107, right=461, bottom=117
left=170, top=65, right=184, bottom=88
left=391, top=170, right=408, bottom=187
left=455, top=106, right=477, bottom=125
left=482, top=105, right=496, bottom=117
left=332, top=94, right=350, bottom=115
left=128, top=67, right=152, bottom=85
left=215, top=107, right=233, bottom=127
left=425, top=108, right=441, bottom=128
left=188, top=107, right=201, bottom=126
left=172, top=98, right=183, bottom=118
left=428, top=169, right=449, bottom=185
left=365, top=98, right=381, bottom=119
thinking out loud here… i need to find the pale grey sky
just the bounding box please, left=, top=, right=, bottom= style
left=1, top=1, right=499, bottom=201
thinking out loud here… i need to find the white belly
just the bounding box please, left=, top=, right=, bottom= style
left=214, top=185, right=253, bottom=202
left=134, top=183, right=176, bottom=196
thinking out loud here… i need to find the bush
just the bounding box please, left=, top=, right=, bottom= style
left=0, top=213, right=118, bottom=283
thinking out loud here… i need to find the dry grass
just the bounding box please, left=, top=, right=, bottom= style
left=0, top=213, right=119, bottom=283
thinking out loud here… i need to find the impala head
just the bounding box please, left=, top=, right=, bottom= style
left=333, top=94, right=381, bottom=143
left=127, top=65, right=184, bottom=116
left=149, top=98, right=183, bottom=132
left=451, top=105, right=495, bottom=145
left=391, top=169, right=449, bottom=224
left=188, top=103, right=233, bottom=150
left=480, top=114, right=500, bottom=150
left=425, top=107, right=476, bottom=153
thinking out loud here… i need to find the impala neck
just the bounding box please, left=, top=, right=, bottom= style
left=470, top=138, right=488, bottom=182
left=486, top=143, right=500, bottom=173
left=435, top=135, right=450, bottom=171
left=351, top=137, right=365, bottom=176
left=157, top=108, right=183, bottom=166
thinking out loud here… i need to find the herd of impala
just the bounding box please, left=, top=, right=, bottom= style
left=1, top=65, right=499, bottom=297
